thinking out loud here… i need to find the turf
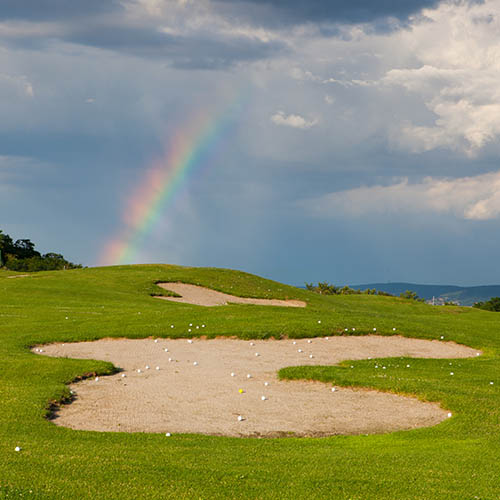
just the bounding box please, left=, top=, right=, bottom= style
left=0, top=264, right=498, bottom=499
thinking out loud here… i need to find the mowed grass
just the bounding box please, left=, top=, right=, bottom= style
left=0, top=264, right=499, bottom=500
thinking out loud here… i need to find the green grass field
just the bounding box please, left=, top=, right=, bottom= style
left=0, top=264, right=499, bottom=499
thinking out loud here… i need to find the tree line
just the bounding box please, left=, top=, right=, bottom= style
left=0, top=229, right=82, bottom=272
left=305, top=282, right=424, bottom=300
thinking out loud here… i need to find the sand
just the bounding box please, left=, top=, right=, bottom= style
left=155, top=283, right=306, bottom=307
left=36, top=335, right=480, bottom=437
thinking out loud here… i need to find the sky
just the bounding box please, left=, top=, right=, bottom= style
left=2, top=0, right=500, bottom=286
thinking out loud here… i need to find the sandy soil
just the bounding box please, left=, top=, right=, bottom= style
left=155, top=283, right=306, bottom=307
left=37, top=336, right=480, bottom=437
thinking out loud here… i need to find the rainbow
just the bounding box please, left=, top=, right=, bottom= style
left=99, top=93, right=244, bottom=266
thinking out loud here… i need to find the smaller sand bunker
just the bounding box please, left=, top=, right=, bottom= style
left=155, top=283, right=306, bottom=307
left=37, top=336, right=480, bottom=437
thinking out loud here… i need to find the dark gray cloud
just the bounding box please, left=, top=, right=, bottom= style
left=215, top=0, right=447, bottom=26
left=65, top=25, right=287, bottom=69
left=0, top=0, right=122, bottom=21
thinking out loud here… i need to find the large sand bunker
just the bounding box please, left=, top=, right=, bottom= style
left=37, top=336, right=480, bottom=437
left=155, top=283, right=306, bottom=307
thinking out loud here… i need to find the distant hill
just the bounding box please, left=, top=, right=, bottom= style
left=349, top=282, right=500, bottom=306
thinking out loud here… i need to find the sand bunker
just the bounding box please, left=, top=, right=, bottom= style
left=155, top=283, right=306, bottom=307
left=37, top=336, right=480, bottom=437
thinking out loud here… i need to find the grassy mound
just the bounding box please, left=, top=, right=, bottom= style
left=0, top=264, right=499, bottom=499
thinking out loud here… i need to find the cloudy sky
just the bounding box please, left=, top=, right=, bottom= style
left=2, top=0, right=500, bottom=286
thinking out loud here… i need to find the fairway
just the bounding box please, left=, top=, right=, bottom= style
left=1, top=264, right=499, bottom=499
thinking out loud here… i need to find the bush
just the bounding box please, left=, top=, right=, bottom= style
left=473, top=297, right=500, bottom=312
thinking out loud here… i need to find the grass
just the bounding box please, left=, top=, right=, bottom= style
left=0, top=263, right=499, bottom=499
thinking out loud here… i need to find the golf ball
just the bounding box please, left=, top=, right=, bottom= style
left=237, top=415, right=243, bottom=421
left=165, top=432, right=171, bottom=437
left=231, top=372, right=235, bottom=377
left=155, top=366, right=160, bottom=371
left=261, top=395, right=267, bottom=401
left=331, top=387, right=336, bottom=392
left=15, top=446, right=21, bottom=452
left=193, top=361, right=198, bottom=366
left=246, top=374, right=252, bottom=379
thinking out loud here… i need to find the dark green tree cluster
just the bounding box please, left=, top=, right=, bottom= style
left=0, top=229, right=82, bottom=272
left=399, top=290, right=425, bottom=302
left=473, top=297, right=500, bottom=312
left=305, top=282, right=393, bottom=297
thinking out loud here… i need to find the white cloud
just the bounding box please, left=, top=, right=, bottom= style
left=324, top=94, right=334, bottom=105
left=304, top=169, right=500, bottom=221
left=378, top=1, right=500, bottom=155
left=0, top=73, right=34, bottom=97
left=270, top=110, right=318, bottom=129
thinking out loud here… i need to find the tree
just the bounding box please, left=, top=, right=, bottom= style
left=473, top=297, right=500, bottom=312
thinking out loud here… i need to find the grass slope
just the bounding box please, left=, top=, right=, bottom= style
left=0, top=264, right=499, bottom=500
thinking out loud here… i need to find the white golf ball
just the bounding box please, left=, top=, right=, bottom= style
left=168, top=357, right=173, bottom=362
left=137, top=369, right=142, bottom=373
left=307, top=340, right=312, bottom=344
left=292, top=341, right=296, bottom=345
left=450, top=372, right=454, bottom=375
left=193, top=361, right=198, bottom=366
left=15, top=446, right=21, bottom=452
left=345, top=328, right=348, bottom=332
left=237, top=415, right=243, bottom=421
left=188, top=329, right=192, bottom=333
left=164, top=348, right=169, bottom=352
left=196, top=326, right=199, bottom=329
left=155, top=366, right=160, bottom=371
left=246, top=374, right=251, bottom=379
left=65, top=317, right=69, bottom=320
left=95, top=377, right=99, bottom=381
left=171, top=325, right=174, bottom=328
left=261, top=395, right=267, bottom=401
left=231, top=372, right=235, bottom=377
left=309, top=354, right=313, bottom=359
left=145, top=365, right=150, bottom=370
left=121, top=374, right=126, bottom=378
left=187, top=339, right=193, bottom=344
left=165, top=432, right=171, bottom=437
left=331, top=387, right=336, bottom=392
left=202, top=324, right=205, bottom=328
left=393, top=328, right=396, bottom=331
left=255, top=352, right=260, bottom=357
left=406, top=365, right=410, bottom=368
left=325, top=337, right=329, bottom=340
left=440, top=336, right=444, bottom=340
left=250, top=342, right=255, bottom=346
left=447, top=412, right=452, bottom=418
left=352, top=328, right=356, bottom=331
left=373, top=328, right=376, bottom=332
left=318, top=320, right=321, bottom=324
left=189, top=323, right=193, bottom=326
left=490, top=381, right=494, bottom=385
left=154, top=339, right=159, bottom=343
left=298, top=349, right=303, bottom=353
left=264, top=382, right=269, bottom=386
